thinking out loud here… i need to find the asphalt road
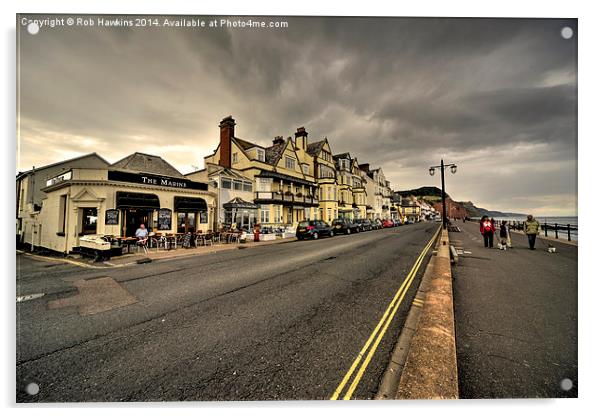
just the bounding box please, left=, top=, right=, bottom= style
left=17, top=222, right=439, bottom=402
left=452, top=221, right=578, bottom=398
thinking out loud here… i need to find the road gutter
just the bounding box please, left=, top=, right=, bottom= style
left=376, top=228, right=459, bottom=400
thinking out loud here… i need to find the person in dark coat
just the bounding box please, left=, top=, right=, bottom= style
left=480, top=216, right=495, bottom=248
left=499, top=220, right=509, bottom=250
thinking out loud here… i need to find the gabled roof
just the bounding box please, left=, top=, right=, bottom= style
left=204, top=166, right=250, bottom=181
left=16, top=152, right=109, bottom=179
left=265, top=141, right=288, bottom=165
left=110, top=152, right=184, bottom=178
left=232, top=137, right=260, bottom=151
left=306, top=139, right=327, bottom=157
left=333, top=152, right=352, bottom=160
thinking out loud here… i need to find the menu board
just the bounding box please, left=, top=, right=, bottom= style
left=157, top=208, right=172, bottom=231
left=200, top=210, right=208, bottom=224
left=105, top=209, right=119, bottom=225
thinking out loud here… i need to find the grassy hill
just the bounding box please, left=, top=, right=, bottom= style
left=396, top=187, right=525, bottom=218
left=396, top=186, right=448, bottom=200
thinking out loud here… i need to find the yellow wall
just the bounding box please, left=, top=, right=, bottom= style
left=28, top=167, right=216, bottom=253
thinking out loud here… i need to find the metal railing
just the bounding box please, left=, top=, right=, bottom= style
left=466, top=218, right=578, bottom=241
left=255, top=191, right=319, bottom=205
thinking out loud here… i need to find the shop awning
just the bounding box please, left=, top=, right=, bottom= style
left=223, top=197, right=259, bottom=210
left=174, top=196, right=207, bottom=212
left=116, top=192, right=160, bottom=209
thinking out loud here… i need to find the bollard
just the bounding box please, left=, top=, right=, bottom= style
left=555, top=223, right=559, bottom=239
left=544, top=221, right=548, bottom=237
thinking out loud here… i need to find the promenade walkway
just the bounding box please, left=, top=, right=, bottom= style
left=451, top=221, right=577, bottom=398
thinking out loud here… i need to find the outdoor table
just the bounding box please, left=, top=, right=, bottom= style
left=175, top=233, right=186, bottom=248
left=195, top=233, right=212, bottom=246
left=164, top=235, right=177, bottom=250
left=223, top=232, right=240, bottom=243
left=114, top=237, right=138, bottom=254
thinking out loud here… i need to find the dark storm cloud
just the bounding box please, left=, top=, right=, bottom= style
left=17, top=15, right=577, bottom=215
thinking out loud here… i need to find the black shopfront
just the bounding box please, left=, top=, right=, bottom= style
left=116, top=191, right=160, bottom=237
left=109, top=170, right=210, bottom=237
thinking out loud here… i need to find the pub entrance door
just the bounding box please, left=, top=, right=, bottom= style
left=177, top=212, right=197, bottom=234
left=124, top=209, right=152, bottom=237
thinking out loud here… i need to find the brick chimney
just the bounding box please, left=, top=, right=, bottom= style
left=219, top=116, right=235, bottom=168
left=273, top=136, right=285, bottom=146
left=295, top=126, right=308, bottom=150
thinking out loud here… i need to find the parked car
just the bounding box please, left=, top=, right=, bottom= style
left=357, top=219, right=372, bottom=231
left=296, top=220, right=334, bottom=240
left=393, top=219, right=402, bottom=227
left=371, top=219, right=383, bottom=229
left=407, top=219, right=415, bottom=224
left=331, top=219, right=359, bottom=235
left=382, top=219, right=394, bottom=228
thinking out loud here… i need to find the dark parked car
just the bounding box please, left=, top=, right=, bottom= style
left=332, top=219, right=360, bottom=235
left=356, top=219, right=372, bottom=232
left=371, top=219, right=383, bottom=229
left=296, top=220, right=334, bottom=240
left=393, top=219, right=402, bottom=227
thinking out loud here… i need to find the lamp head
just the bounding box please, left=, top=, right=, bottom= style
left=429, top=167, right=435, bottom=176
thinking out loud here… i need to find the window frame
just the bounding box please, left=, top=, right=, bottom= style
left=256, top=148, right=265, bottom=162
left=285, top=156, right=296, bottom=170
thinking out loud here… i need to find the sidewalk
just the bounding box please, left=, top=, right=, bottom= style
left=451, top=221, right=577, bottom=398
left=20, top=236, right=297, bottom=268
left=105, top=236, right=298, bottom=266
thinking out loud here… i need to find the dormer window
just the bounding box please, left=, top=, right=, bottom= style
left=232, top=152, right=238, bottom=164
left=257, top=149, right=265, bottom=162
left=285, top=156, right=295, bottom=170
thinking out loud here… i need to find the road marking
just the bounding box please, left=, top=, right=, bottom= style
left=330, top=227, right=440, bottom=400
left=16, top=293, right=45, bottom=302
left=17, top=250, right=107, bottom=269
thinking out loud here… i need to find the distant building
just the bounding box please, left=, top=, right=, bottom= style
left=358, top=164, right=392, bottom=220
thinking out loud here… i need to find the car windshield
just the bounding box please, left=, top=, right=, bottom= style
left=333, top=220, right=344, bottom=225
left=298, top=221, right=309, bottom=227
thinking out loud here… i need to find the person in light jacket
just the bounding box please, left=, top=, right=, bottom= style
left=523, top=214, right=540, bottom=250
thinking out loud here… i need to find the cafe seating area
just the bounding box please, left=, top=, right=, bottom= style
left=92, top=229, right=255, bottom=256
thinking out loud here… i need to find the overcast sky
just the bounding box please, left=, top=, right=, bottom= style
left=17, top=16, right=577, bottom=216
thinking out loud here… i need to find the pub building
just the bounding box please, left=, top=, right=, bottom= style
left=16, top=152, right=216, bottom=254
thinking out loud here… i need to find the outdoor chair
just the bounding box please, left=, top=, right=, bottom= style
left=136, top=238, right=148, bottom=255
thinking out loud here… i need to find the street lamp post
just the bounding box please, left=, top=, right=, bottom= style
left=429, top=159, right=457, bottom=230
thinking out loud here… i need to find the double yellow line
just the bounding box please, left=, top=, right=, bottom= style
left=330, top=227, right=440, bottom=400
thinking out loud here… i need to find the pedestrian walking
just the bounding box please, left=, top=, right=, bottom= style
left=499, top=220, right=509, bottom=250
left=523, top=214, right=540, bottom=250
left=480, top=216, right=495, bottom=248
